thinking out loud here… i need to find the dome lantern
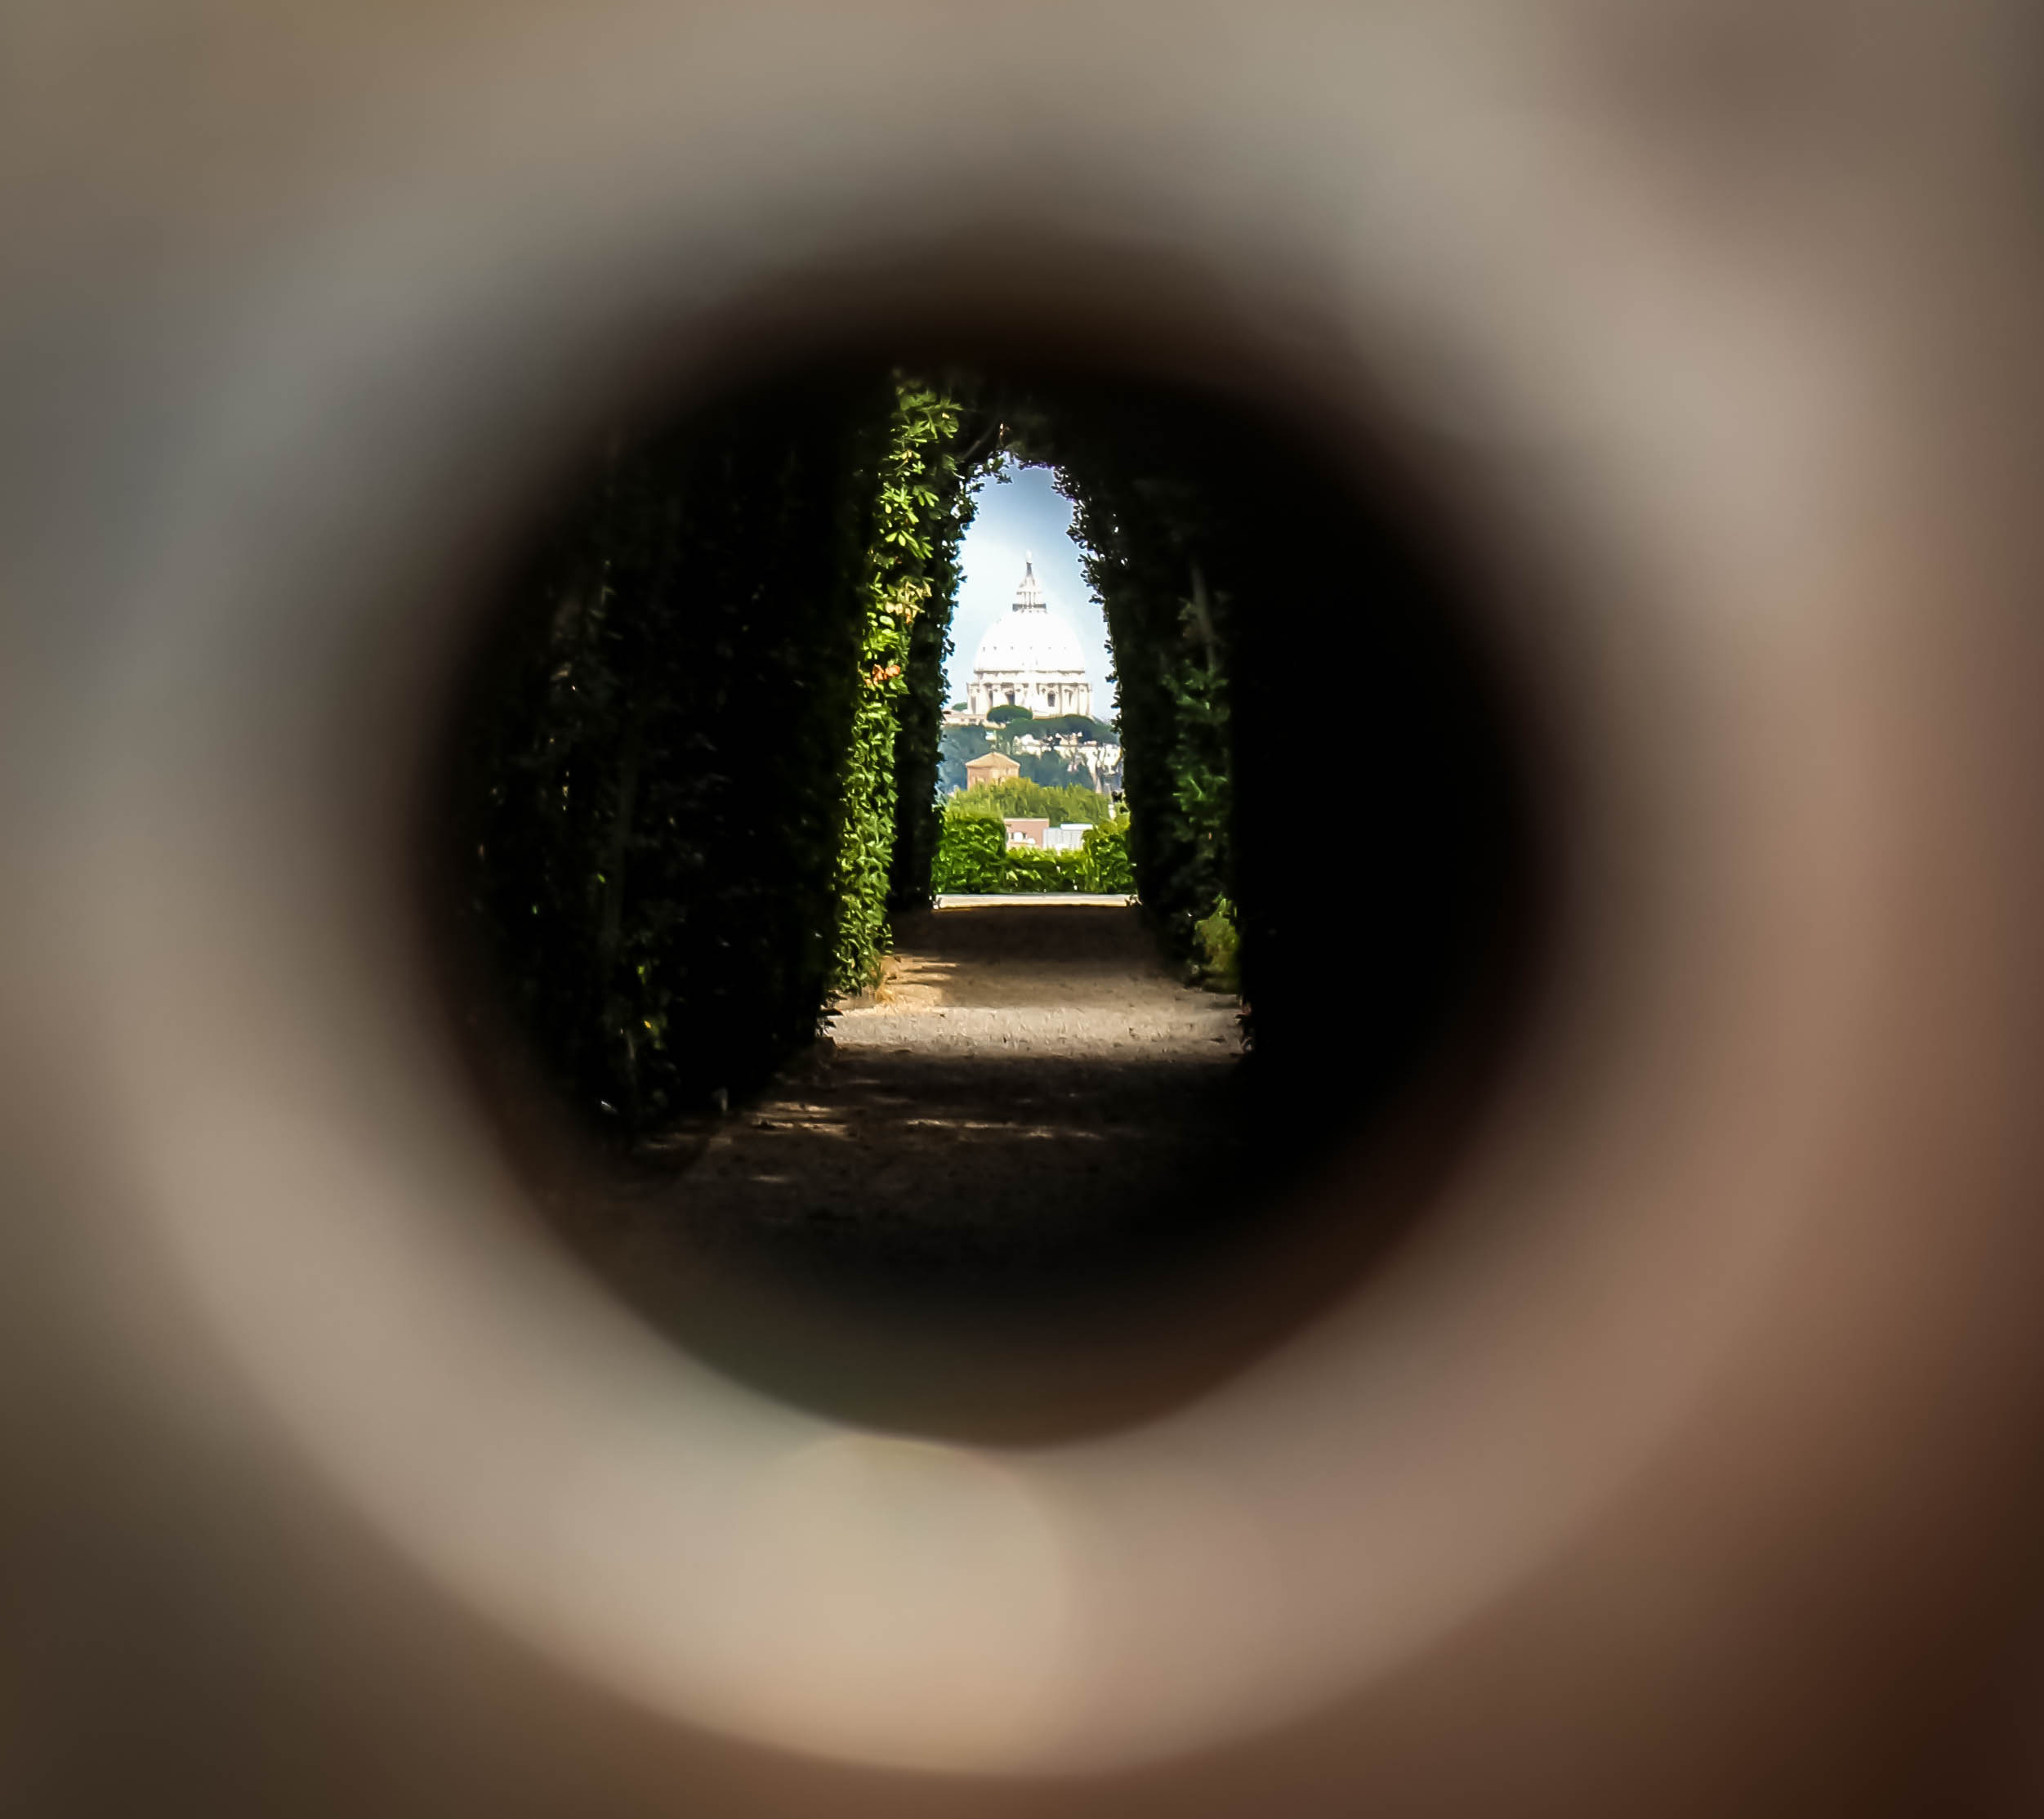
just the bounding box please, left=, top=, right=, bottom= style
left=1013, top=558, right=1047, bottom=613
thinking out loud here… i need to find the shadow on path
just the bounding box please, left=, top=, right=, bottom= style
left=551, top=902, right=1316, bottom=1437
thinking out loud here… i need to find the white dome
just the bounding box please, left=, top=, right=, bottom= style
left=971, top=562, right=1087, bottom=677
left=971, top=613, right=1087, bottom=676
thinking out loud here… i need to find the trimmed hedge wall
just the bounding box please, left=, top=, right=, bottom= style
left=989, top=371, right=1525, bottom=1116
left=453, top=369, right=980, bottom=1134
left=878, top=379, right=993, bottom=917
left=981, top=396, right=1234, bottom=967
left=931, top=811, right=1132, bottom=895
left=1081, top=820, right=1136, bottom=893
left=944, top=776, right=1111, bottom=826
left=835, top=383, right=974, bottom=994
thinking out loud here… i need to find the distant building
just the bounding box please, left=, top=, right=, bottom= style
left=966, top=560, right=1093, bottom=719
left=962, top=749, right=1020, bottom=789
left=1003, top=820, right=1095, bottom=851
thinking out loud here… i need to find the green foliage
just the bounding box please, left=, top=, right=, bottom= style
left=936, top=722, right=992, bottom=793
left=984, top=373, right=1524, bottom=1113
left=937, top=724, right=1105, bottom=793
left=834, top=382, right=956, bottom=994
left=453, top=366, right=987, bottom=1133
left=986, top=704, right=1034, bottom=726
left=1191, top=895, right=1240, bottom=992
left=1080, top=818, right=1135, bottom=893
left=930, top=812, right=1006, bottom=892
left=1052, top=457, right=1234, bottom=963
left=999, top=846, right=1091, bottom=892
left=1015, top=747, right=1090, bottom=789
left=964, top=398, right=1236, bottom=965
left=1158, top=574, right=1233, bottom=920
left=1028, top=714, right=1117, bottom=742
left=879, top=376, right=994, bottom=917
left=946, top=777, right=1111, bottom=825
left=931, top=810, right=1096, bottom=894
left=453, top=372, right=886, bottom=1132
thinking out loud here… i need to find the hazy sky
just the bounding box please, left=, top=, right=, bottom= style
left=944, top=459, right=1117, bottom=720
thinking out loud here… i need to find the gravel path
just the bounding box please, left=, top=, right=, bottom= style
left=835, top=900, right=1240, bottom=1059
left=560, top=901, right=1255, bottom=1432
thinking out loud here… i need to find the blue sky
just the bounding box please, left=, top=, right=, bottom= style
left=944, top=459, right=1117, bottom=721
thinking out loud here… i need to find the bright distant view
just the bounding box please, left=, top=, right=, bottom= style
left=943, top=460, right=1115, bottom=721
left=933, top=458, right=1130, bottom=896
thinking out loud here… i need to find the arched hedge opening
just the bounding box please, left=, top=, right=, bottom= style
left=444, top=355, right=1529, bottom=1152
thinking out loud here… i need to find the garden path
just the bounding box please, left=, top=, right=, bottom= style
left=560, top=901, right=1250, bottom=1432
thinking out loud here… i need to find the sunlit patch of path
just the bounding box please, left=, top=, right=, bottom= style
left=836, top=900, right=1240, bottom=1062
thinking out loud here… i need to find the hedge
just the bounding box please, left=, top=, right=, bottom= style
left=835, top=382, right=978, bottom=994
left=984, top=370, right=1525, bottom=1116
left=880, top=378, right=994, bottom=916
left=981, top=395, right=1234, bottom=967
left=452, top=369, right=980, bottom=1134
left=930, top=810, right=1133, bottom=895
left=943, top=776, right=1112, bottom=826
left=1080, top=819, right=1136, bottom=893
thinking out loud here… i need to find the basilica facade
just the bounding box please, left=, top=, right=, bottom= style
left=965, top=560, right=1093, bottom=719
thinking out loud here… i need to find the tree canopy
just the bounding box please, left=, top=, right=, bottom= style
left=947, top=777, right=1114, bottom=826
left=1025, top=713, right=1117, bottom=742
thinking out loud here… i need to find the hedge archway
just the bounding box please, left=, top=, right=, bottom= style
left=446, top=355, right=1529, bottom=1165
